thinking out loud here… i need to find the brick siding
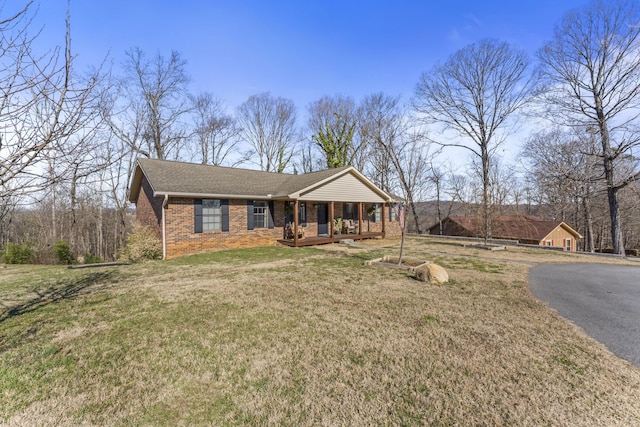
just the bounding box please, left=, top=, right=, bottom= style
left=135, top=176, right=163, bottom=237
left=135, top=190, right=401, bottom=258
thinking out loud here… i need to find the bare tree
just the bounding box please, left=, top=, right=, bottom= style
left=236, top=92, right=298, bottom=172
left=429, top=164, right=446, bottom=235
left=360, top=94, right=399, bottom=192
left=538, top=0, right=640, bottom=255
left=414, top=39, right=534, bottom=244
left=0, top=2, right=104, bottom=198
left=308, top=95, right=362, bottom=169
left=522, top=128, right=604, bottom=251
left=296, top=141, right=320, bottom=174
left=107, top=47, right=191, bottom=161
left=360, top=93, right=432, bottom=233
left=190, top=92, right=243, bottom=166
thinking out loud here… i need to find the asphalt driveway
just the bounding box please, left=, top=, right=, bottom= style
left=529, top=263, right=640, bottom=368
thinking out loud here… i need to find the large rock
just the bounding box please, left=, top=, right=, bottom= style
left=415, top=263, right=449, bottom=284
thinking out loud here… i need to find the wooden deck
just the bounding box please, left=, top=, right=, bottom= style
left=278, top=232, right=384, bottom=247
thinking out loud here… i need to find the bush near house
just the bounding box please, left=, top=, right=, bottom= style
left=53, top=241, right=74, bottom=265
left=122, top=223, right=162, bottom=262
left=3, top=243, right=34, bottom=264
left=83, top=253, right=103, bottom=264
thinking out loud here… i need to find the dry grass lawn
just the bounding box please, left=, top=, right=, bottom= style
left=1, top=237, right=639, bottom=425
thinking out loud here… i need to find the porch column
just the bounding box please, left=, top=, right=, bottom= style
left=382, top=203, right=386, bottom=237
left=330, top=202, right=335, bottom=236
left=294, top=200, right=299, bottom=246
left=358, top=202, right=363, bottom=235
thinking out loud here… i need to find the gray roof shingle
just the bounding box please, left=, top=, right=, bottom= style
left=129, top=158, right=358, bottom=201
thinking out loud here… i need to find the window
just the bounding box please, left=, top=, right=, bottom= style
left=195, top=199, right=228, bottom=233
left=202, top=199, right=222, bottom=231
left=545, top=240, right=552, bottom=246
left=253, top=201, right=269, bottom=228
left=565, top=238, right=572, bottom=251
left=298, top=202, right=307, bottom=225
left=389, top=204, right=397, bottom=222
left=343, top=203, right=356, bottom=220
left=371, top=204, right=381, bottom=222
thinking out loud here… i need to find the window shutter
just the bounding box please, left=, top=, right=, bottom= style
left=343, top=204, right=347, bottom=219
left=268, top=201, right=275, bottom=229
left=221, top=200, right=229, bottom=232
left=194, top=199, right=203, bottom=233
left=247, top=200, right=254, bottom=230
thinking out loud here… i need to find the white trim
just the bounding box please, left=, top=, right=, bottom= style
left=154, top=191, right=273, bottom=200
left=288, top=167, right=394, bottom=202
left=162, top=194, right=168, bottom=260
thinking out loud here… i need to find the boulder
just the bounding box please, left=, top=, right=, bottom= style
left=415, top=263, right=449, bottom=284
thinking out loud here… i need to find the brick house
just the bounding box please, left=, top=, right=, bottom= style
left=129, top=158, right=402, bottom=258
left=427, top=215, right=582, bottom=251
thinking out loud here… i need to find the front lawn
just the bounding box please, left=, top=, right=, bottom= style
left=1, top=239, right=639, bottom=425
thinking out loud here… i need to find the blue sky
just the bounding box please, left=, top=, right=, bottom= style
left=26, top=0, right=587, bottom=112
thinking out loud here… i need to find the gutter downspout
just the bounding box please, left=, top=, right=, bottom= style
left=162, top=195, right=169, bottom=260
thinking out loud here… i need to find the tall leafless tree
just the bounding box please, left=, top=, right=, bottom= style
left=190, top=92, right=243, bottom=166
left=236, top=92, right=298, bottom=172
left=360, top=93, right=432, bottom=233
left=414, top=38, right=534, bottom=244
left=0, top=2, right=104, bottom=198
left=522, top=128, right=603, bottom=251
left=107, top=47, right=191, bottom=161
left=538, top=0, right=640, bottom=255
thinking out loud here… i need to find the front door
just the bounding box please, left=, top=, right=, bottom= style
left=317, top=203, right=328, bottom=235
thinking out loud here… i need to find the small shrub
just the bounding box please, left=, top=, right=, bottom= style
left=53, top=241, right=74, bottom=265
left=123, top=224, right=162, bottom=263
left=33, top=248, right=56, bottom=265
left=4, top=243, right=34, bottom=264
left=83, top=253, right=103, bottom=264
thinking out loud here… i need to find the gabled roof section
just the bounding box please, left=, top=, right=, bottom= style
left=282, top=166, right=393, bottom=202
left=128, top=158, right=394, bottom=203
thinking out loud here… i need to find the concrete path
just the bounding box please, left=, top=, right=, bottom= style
left=529, top=264, right=640, bottom=368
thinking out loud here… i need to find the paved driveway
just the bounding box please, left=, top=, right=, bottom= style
left=529, top=264, right=640, bottom=368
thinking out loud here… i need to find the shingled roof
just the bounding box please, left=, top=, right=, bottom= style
left=433, top=215, right=582, bottom=241
left=129, top=158, right=393, bottom=202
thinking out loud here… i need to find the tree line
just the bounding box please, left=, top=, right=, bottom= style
left=1, top=0, right=639, bottom=261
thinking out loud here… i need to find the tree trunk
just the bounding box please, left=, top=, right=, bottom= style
left=69, top=166, right=79, bottom=254
left=98, top=200, right=104, bottom=259
left=582, top=189, right=594, bottom=253
left=607, top=186, right=625, bottom=255
left=597, top=111, right=625, bottom=255
left=435, top=178, right=443, bottom=235
left=482, top=146, right=491, bottom=245
left=408, top=199, right=421, bottom=235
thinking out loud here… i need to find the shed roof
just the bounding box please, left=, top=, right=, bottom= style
left=129, top=158, right=394, bottom=203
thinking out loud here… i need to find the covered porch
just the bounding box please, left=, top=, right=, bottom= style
left=274, top=167, right=399, bottom=248
left=277, top=199, right=389, bottom=247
